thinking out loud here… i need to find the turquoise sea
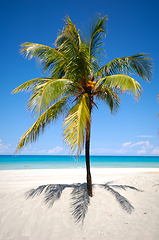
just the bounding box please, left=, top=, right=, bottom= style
left=0, top=155, right=159, bottom=170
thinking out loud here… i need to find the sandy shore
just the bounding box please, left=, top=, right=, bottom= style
left=0, top=168, right=159, bottom=240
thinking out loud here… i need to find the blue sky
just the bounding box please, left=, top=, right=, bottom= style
left=0, top=0, right=159, bottom=156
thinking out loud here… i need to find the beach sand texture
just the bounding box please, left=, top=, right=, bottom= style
left=0, top=168, right=159, bottom=240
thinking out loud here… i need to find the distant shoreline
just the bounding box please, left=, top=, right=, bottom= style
left=0, top=155, right=159, bottom=170
left=1, top=154, right=159, bottom=157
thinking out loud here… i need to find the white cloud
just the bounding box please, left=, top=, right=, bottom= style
left=117, top=148, right=126, bottom=154
left=48, top=146, right=63, bottom=154
left=38, top=150, right=47, bottom=153
left=0, top=139, right=11, bottom=153
left=122, top=142, right=131, bottom=147
left=151, top=147, right=159, bottom=155
left=123, top=141, right=153, bottom=148
left=121, top=140, right=153, bottom=155
left=19, top=146, right=64, bottom=155
left=131, top=141, right=148, bottom=147
left=122, top=141, right=145, bottom=148
left=137, top=149, right=146, bottom=154
left=137, top=146, right=146, bottom=154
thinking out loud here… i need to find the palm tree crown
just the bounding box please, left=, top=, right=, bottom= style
left=12, top=14, right=153, bottom=196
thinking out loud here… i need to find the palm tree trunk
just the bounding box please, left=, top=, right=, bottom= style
left=85, top=120, right=93, bottom=197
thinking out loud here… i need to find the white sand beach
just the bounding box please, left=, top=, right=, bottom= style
left=0, top=168, right=159, bottom=240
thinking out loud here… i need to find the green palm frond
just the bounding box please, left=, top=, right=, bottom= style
left=95, top=85, right=120, bottom=113
left=27, top=79, right=73, bottom=115
left=21, top=42, right=67, bottom=76
left=15, top=95, right=70, bottom=153
left=12, top=77, right=51, bottom=93
left=83, top=14, right=107, bottom=62
left=56, top=16, right=91, bottom=81
left=21, top=42, right=54, bottom=59
left=56, top=15, right=81, bottom=50
left=96, top=53, right=153, bottom=82
left=96, top=75, right=142, bottom=100
left=12, top=78, right=74, bottom=115
left=63, top=94, right=90, bottom=155
left=13, top=14, right=153, bottom=156
left=88, top=14, right=107, bottom=62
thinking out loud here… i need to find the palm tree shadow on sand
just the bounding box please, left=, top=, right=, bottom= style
left=25, top=182, right=143, bottom=225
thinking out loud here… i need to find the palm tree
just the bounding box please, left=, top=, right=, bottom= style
left=12, top=14, right=153, bottom=197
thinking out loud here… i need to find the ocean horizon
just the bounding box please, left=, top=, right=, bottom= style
left=0, top=155, right=159, bottom=170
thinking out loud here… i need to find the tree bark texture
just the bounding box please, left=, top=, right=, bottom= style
left=85, top=117, right=93, bottom=197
